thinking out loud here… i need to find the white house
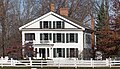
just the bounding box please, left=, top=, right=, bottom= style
left=19, top=7, right=93, bottom=60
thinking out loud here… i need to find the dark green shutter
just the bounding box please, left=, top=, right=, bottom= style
left=76, top=33, right=78, bottom=43
left=53, top=48, right=56, bottom=57
left=53, top=21, right=55, bottom=29
left=53, top=33, right=55, bottom=43
left=40, top=21, right=42, bottom=29
left=66, top=33, right=68, bottom=43
left=40, top=33, right=42, bottom=40
left=62, top=21, right=64, bottom=29
left=49, top=21, right=51, bottom=29
left=49, top=33, right=52, bottom=40
left=63, top=33, right=65, bottom=43
left=66, top=48, right=69, bottom=58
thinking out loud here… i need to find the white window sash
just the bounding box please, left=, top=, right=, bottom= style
left=61, top=48, right=63, bottom=57
left=68, top=34, right=70, bottom=42
left=42, top=33, right=43, bottom=40
left=61, top=21, right=62, bottom=28
left=69, top=48, right=70, bottom=58
left=55, top=34, right=57, bottom=43
left=55, top=21, right=56, bottom=28
left=48, top=21, right=49, bottom=28
left=74, top=33, right=76, bottom=42
left=61, top=33, right=63, bottom=43
left=48, top=33, right=49, bottom=40
left=55, top=48, right=57, bottom=57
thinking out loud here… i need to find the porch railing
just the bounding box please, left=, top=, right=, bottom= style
left=40, top=40, right=51, bottom=44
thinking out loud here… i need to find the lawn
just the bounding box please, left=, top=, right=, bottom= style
left=0, top=67, right=120, bottom=69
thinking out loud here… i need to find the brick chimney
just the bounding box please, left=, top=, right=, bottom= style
left=50, top=4, right=55, bottom=12
left=60, top=8, right=69, bottom=16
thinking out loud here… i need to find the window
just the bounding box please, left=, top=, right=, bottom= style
left=57, top=33, right=61, bottom=42
left=86, top=34, right=91, bottom=44
left=43, top=21, right=48, bottom=28
left=56, top=21, right=61, bottom=28
left=53, top=48, right=65, bottom=58
left=53, top=33, right=65, bottom=43
left=53, top=21, right=64, bottom=29
left=40, top=33, right=52, bottom=40
left=25, top=33, right=35, bottom=41
left=67, top=48, right=78, bottom=58
left=66, top=33, right=78, bottom=43
left=40, top=21, right=51, bottom=29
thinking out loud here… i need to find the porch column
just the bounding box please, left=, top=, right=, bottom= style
left=46, top=48, right=47, bottom=59
left=37, top=48, right=39, bottom=59
left=51, top=48, right=53, bottom=59
left=65, top=48, right=66, bottom=58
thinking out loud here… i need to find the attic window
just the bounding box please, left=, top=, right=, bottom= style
left=43, top=21, right=48, bottom=28
left=40, top=21, right=51, bottom=29
left=53, top=21, right=64, bottom=29
left=56, top=21, right=61, bottom=28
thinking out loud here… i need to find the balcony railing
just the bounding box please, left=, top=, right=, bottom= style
left=40, top=40, right=51, bottom=44
left=24, top=40, right=36, bottom=44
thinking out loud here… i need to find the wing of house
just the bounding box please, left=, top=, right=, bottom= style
left=19, top=7, right=93, bottom=60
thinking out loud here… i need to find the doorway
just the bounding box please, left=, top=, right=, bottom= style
left=39, top=48, right=45, bottom=58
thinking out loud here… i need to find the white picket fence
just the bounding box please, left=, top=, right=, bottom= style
left=0, top=57, right=120, bottom=68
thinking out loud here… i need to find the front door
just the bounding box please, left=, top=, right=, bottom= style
left=41, top=48, right=45, bottom=58
left=39, top=48, right=45, bottom=59
left=34, top=48, right=50, bottom=59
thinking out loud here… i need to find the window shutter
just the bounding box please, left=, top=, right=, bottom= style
left=40, top=33, right=42, bottom=40
left=76, top=33, right=78, bottom=43
left=66, top=33, right=68, bottom=43
left=49, top=21, right=51, bottom=29
left=62, top=21, right=64, bottom=29
left=40, top=21, right=42, bottom=29
left=53, top=33, right=55, bottom=43
left=49, top=33, right=52, bottom=40
left=53, top=48, right=56, bottom=57
left=53, top=21, right=55, bottom=29
left=63, top=33, right=65, bottom=43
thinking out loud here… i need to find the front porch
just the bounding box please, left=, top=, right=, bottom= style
left=32, top=44, right=79, bottom=60
left=23, top=41, right=80, bottom=60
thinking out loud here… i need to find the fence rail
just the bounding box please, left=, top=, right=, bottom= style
left=0, top=57, right=120, bottom=68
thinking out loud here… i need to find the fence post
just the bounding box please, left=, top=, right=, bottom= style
left=41, top=60, right=43, bottom=68
left=109, top=58, right=111, bottom=68
left=91, top=58, right=94, bottom=68
left=11, top=58, right=13, bottom=66
left=29, top=57, right=32, bottom=66
left=58, top=59, right=60, bottom=68
left=75, top=58, right=77, bottom=68
left=106, top=58, right=109, bottom=66
left=1, top=57, right=3, bottom=67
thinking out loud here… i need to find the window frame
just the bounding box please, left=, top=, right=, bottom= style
left=40, top=33, right=52, bottom=40
left=25, top=33, right=35, bottom=41
left=53, top=33, right=65, bottom=43
left=66, top=33, right=78, bottom=43
left=53, top=48, right=65, bottom=58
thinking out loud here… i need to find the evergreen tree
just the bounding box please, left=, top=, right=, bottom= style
left=96, top=0, right=116, bottom=58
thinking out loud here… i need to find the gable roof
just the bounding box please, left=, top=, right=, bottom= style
left=19, top=12, right=86, bottom=30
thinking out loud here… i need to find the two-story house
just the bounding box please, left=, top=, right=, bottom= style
left=19, top=5, right=93, bottom=60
